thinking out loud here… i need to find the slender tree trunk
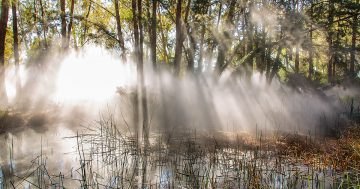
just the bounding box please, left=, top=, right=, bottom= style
left=308, top=3, right=314, bottom=79
left=268, top=45, right=282, bottom=84
left=18, top=1, right=29, bottom=51
left=198, top=24, right=205, bottom=72
left=137, top=0, right=148, bottom=147
left=72, top=24, right=78, bottom=49
left=81, top=0, right=91, bottom=46
left=185, top=3, right=197, bottom=73
left=0, top=0, right=9, bottom=105
left=173, top=0, right=183, bottom=75
left=187, top=31, right=196, bottom=72
left=216, top=1, right=222, bottom=27
left=246, top=10, right=254, bottom=77
left=255, top=28, right=260, bottom=71
left=309, top=28, right=313, bottom=79
left=268, top=28, right=284, bottom=83
left=205, top=2, right=219, bottom=72
left=136, top=0, right=149, bottom=187
left=150, top=0, right=157, bottom=69
left=215, top=0, right=235, bottom=75
left=115, top=0, right=126, bottom=60
left=327, top=1, right=334, bottom=83
left=350, top=0, right=358, bottom=79
left=265, top=41, right=272, bottom=79
left=12, top=0, right=21, bottom=96
left=158, top=13, right=169, bottom=64
left=33, top=0, right=41, bottom=42
left=131, top=0, right=140, bottom=187
left=215, top=1, right=225, bottom=74
left=241, top=15, right=246, bottom=56
left=60, top=0, right=67, bottom=49
left=295, top=46, right=299, bottom=73
left=246, top=1, right=254, bottom=74
left=185, top=0, right=196, bottom=73
left=132, top=0, right=139, bottom=148
left=259, top=25, right=266, bottom=74
left=66, top=0, right=75, bottom=48
left=39, top=0, right=47, bottom=48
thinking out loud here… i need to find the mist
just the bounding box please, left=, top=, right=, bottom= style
left=0, top=46, right=358, bottom=188
left=1, top=46, right=354, bottom=138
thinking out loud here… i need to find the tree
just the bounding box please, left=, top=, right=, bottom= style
left=12, top=0, right=21, bottom=95
left=60, top=0, right=66, bottom=49
left=308, top=2, right=314, bottom=79
left=114, top=0, right=125, bottom=60
left=215, top=0, right=236, bottom=75
left=349, top=0, right=358, bottom=79
left=173, top=0, right=183, bottom=76
left=327, top=1, right=335, bottom=83
left=246, top=1, right=254, bottom=77
left=80, top=0, right=92, bottom=46
left=39, top=0, right=47, bottom=48
left=0, top=0, right=9, bottom=106
left=33, top=0, right=41, bottom=43
left=66, top=0, right=75, bottom=48
left=150, top=0, right=157, bottom=69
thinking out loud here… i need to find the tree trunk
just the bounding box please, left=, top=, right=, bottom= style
left=295, top=46, right=299, bottom=73
left=308, top=3, right=313, bottom=79
left=131, top=0, right=139, bottom=147
left=246, top=10, right=254, bottom=77
left=136, top=0, right=149, bottom=187
left=268, top=45, right=282, bottom=84
left=137, top=0, right=148, bottom=147
left=33, top=0, right=41, bottom=42
left=215, top=0, right=235, bottom=75
left=187, top=30, right=196, bottom=72
left=158, top=13, right=169, bottom=64
left=131, top=0, right=140, bottom=187
left=39, top=0, right=47, bottom=48
left=258, top=25, right=266, bottom=74
left=60, top=0, right=66, bottom=49
left=18, top=0, right=29, bottom=51
left=173, top=0, right=183, bottom=75
left=198, top=24, right=205, bottom=73
left=72, top=23, right=78, bottom=49
left=115, top=0, right=126, bottom=60
left=327, top=1, right=334, bottom=83
left=184, top=0, right=197, bottom=73
left=66, top=0, right=75, bottom=49
left=81, top=0, right=91, bottom=46
left=350, top=0, right=358, bottom=79
left=150, top=0, right=157, bottom=69
left=309, top=28, right=313, bottom=79
left=0, top=0, right=9, bottom=105
left=265, top=40, right=272, bottom=80
left=12, top=0, right=21, bottom=96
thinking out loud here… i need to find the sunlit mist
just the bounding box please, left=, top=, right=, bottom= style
left=5, top=65, right=26, bottom=102
left=54, top=47, right=136, bottom=104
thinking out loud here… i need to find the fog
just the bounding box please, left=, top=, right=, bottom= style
left=1, top=45, right=358, bottom=188
left=2, top=46, right=355, bottom=136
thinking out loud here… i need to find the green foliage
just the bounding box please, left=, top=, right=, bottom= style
left=0, top=0, right=357, bottom=83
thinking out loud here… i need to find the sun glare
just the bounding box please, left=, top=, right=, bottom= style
left=54, top=47, right=136, bottom=104
left=5, top=65, right=26, bottom=102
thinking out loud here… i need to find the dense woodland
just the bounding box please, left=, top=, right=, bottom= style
left=0, top=0, right=358, bottom=142
left=0, top=0, right=358, bottom=121
left=0, top=0, right=359, bottom=187
left=0, top=0, right=358, bottom=87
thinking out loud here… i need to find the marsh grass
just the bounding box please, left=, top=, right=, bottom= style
left=1, top=114, right=360, bottom=188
